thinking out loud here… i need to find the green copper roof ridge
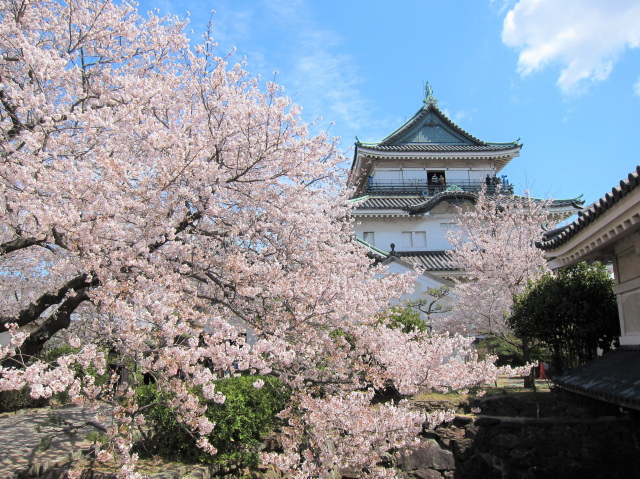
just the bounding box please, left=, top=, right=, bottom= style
left=486, top=140, right=521, bottom=147
left=375, top=103, right=495, bottom=148
left=354, top=236, right=389, bottom=257
left=367, top=106, right=426, bottom=146
left=513, top=194, right=586, bottom=204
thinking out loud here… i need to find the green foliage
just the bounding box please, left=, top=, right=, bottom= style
left=136, top=375, right=289, bottom=467
left=329, top=328, right=356, bottom=349
left=509, top=262, right=619, bottom=373
left=378, top=305, right=427, bottom=334
left=38, top=435, right=52, bottom=452
left=0, top=346, right=77, bottom=413
left=475, top=335, right=549, bottom=367
left=405, top=286, right=452, bottom=321
left=0, top=386, right=49, bottom=413
left=475, top=336, right=525, bottom=367
left=86, top=430, right=109, bottom=444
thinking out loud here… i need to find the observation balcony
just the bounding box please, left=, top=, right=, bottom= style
left=362, top=179, right=513, bottom=196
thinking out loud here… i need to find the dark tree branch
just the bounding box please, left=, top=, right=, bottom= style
left=148, top=210, right=202, bottom=253
left=0, top=236, right=44, bottom=255
left=16, top=287, right=91, bottom=360
left=0, top=274, right=93, bottom=332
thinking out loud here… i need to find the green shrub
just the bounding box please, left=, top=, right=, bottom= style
left=136, top=375, right=289, bottom=467
left=0, top=347, right=75, bottom=412
left=377, top=305, right=427, bottom=334
left=0, top=386, right=49, bottom=413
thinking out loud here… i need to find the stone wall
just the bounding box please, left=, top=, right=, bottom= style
left=17, top=389, right=640, bottom=479
left=395, top=389, right=640, bottom=479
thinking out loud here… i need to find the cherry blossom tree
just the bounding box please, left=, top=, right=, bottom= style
left=444, top=186, right=553, bottom=363
left=0, top=1, right=512, bottom=477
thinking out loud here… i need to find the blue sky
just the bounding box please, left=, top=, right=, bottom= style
left=138, top=0, right=640, bottom=206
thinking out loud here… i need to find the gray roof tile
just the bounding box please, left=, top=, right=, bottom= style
left=538, top=165, right=640, bottom=250
left=363, top=144, right=517, bottom=152
left=394, top=251, right=458, bottom=271
left=556, top=347, right=640, bottom=410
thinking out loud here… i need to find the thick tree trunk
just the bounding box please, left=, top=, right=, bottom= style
left=2, top=289, right=90, bottom=367
left=0, top=274, right=91, bottom=332
left=521, top=338, right=536, bottom=389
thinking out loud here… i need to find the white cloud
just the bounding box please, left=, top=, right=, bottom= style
left=258, top=2, right=374, bottom=138
left=443, top=108, right=477, bottom=125
left=489, top=0, right=517, bottom=15
left=501, top=0, right=640, bottom=94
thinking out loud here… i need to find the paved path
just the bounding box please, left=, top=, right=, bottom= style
left=0, top=404, right=113, bottom=478
left=0, top=405, right=229, bottom=478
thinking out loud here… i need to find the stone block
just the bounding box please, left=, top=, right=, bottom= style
left=413, top=469, right=442, bottom=479
left=452, top=416, right=473, bottom=427
left=453, top=438, right=474, bottom=461
left=474, top=417, right=501, bottom=427
left=459, top=453, right=504, bottom=479
left=494, top=432, right=520, bottom=450
left=397, top=439, right=455, bottom=472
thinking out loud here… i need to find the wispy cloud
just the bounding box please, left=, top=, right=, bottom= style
left=263, top=2, right=374, bottom=138
left=489, top=0, right=517, bottom=15
left=501, top=0, right=640, bottom=95
left=444, top=108, right=477, bottom=126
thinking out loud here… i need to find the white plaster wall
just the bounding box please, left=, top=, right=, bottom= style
left=614, top=230, right=640, bottom=345
left=353, top=215, right=456, bottom=252
left=384, top=261, right=454, bottom=326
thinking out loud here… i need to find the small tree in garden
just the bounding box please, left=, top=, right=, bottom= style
left=0, top=2, right=523, bottom=477
left=377, top=304, right=428, bottom=334
left=444, top=186, right=552, bottom=371
left=509, top=262, right=619, bottom=374
left=406, top=286, right=453, bottom=329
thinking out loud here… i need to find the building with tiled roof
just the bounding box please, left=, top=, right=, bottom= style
left=349, top=84, right=582, bottom=284
left=536, top=166, right=640, bottom=410
left=539, top=165, right=640, bottom=347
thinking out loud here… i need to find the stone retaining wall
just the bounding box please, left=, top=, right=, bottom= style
left=12, top=390, right=640, bottom=478
left=394, top=390, right=640, bottom=479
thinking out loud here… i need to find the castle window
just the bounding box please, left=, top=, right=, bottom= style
left=363, top=232, right=375, bottom=246
left=402, top=231, right=427, bottom=249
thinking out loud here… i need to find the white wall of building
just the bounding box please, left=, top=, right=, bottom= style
left=354, top=215, right=456, bottom=252
left=370, top=166, right=494, bottom=185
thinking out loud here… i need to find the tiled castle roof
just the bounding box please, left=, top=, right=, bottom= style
left=351, top=196, right=425, bottom=210
left=537, top=165, right=640, bottom=250
left=351, top=191, right=584, bottom=214
left=361, top=144, right=518, bottom=153
left=371, top=102, right=518, bottom=149
left=394, top=251, right=458, bottom=271
left=556, top=347, right=640, bottom=411
left=350, top=99, right=522, bottom=177
left=406, top=191, right=478, bottom=214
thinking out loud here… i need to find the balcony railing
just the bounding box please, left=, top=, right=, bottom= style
left=362, top=179, right=513, bottom=196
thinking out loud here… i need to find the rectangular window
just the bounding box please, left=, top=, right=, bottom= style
left=427, top=170, right=446, bottom=185
left=402, top=232, right=413, bottom=248
left=402, top=231, right=427, bottom=249
left=414, top=231, right=427, bottom=248
left=363, top=232, right=375, bottom=246
left=402, top=169, right=427, bottom=184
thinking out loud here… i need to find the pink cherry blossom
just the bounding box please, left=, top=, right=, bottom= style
left=0, top=2, right=509, bottom=477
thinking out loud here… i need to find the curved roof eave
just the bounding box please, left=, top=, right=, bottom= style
left=537, top=165, right=640, bottom=252
left=407, top=190, right=478, bottom=215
